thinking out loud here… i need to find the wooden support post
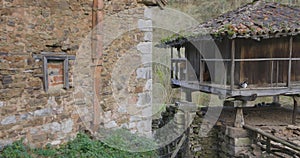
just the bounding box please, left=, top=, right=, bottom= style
left=271, top=60, right=274, bottom=87
left=235, top=107, right=245, bottom=128
left=276, top=61, right=279, bottom=87
left=171, top=47, right=173, bottom=79
left=184, top=88, right=192, bottom=102
left=231, top=40, right=235, bottom=90
left=273, top=96, right=279, bottom=103
left=292, top=96, right=298, bottom=125
left=287, top=37, right=293, bottom=87
left=199, top=57, right=204, bottom=83
left=175, top=60, right=178, bottom=80
left=177, top=47, right=181, bottom=58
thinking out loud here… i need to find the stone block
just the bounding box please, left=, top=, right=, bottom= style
left=130, top=116, right=142, bottom=122
left=32, top=134, right=48, bottom=142
left=61, top=119, right=73, bottom=133
left=226, top=144, right=250, bottom=156
left=138, top=19, right=152, bottom=32
left=50, top=122, right=61, bottom=132
left=229, top=137, right=251, bottom=147
left=144, top=32, right=152, bottom=42
left=137, top=119, right=151, bottom=132
left=144, top=79, right=152, bottom=91
left=34, top=108, right=52, bottom=117
left=0, top=139, right=13, bottom=150
left=1, top=115, right=16, bottom=125
left=104, top=121, right=117, bottom=129
left=225, top=126, right=249, bottom=138
left=20, top=113, right=31, bottom=120
left=137, top=92, right=151, bottom=107
left=0, top=101, right=4, bottom=108
left=141, top=53, right=152, bottom=63
left=142, top=106, right=152, bottom=117
left=136, top=67, right=152, bottom=79
left=1, top=75, right=12, bottom=85
left=137, top=42, right=152, bottom=54
left=144, top=7, right=152, bottom=19
left=129, top=122, right=136, bottom=129
left=50, top=140, right=61, bottom=146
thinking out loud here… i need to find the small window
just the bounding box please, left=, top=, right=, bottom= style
left=34, top=52, right=75, bottom=92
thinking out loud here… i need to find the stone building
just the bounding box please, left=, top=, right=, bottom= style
left=0, top=0, right=164, bottom=148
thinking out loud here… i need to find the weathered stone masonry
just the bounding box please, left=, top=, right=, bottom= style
left=0, top=0, right=158, bottom=148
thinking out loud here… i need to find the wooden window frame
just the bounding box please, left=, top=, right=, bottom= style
left=33, top=52, right=75, bottom=92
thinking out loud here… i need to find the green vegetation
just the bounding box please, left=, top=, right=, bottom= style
left=0, top=131, right=157, bottom=158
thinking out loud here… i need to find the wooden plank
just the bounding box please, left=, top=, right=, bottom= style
left=170, top=134, right=186, bottom=158
left=43, top=56, right=48, bottom=92
left=244, top=124, right=300, bottom=152
left=288, top=37, right=293, bottom=87
left=276, top=61, right=279, bottom=87
left=231, top=40, right=235, bottom=90
left=201, top=58, right=300, bottom=62
left=64, top=59, right=69, bottom=89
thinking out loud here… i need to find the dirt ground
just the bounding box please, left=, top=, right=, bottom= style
left=216, top=106, right=300, bottom=147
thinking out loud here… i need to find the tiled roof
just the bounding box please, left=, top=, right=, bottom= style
left=165, top=1, right=300, bottom=45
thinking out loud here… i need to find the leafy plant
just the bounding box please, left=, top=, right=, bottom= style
left=0, top=132, right=157, bottom=158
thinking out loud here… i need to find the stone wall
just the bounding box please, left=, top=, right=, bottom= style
left=0, top=0, right=94, bottom=148
left=189, top=107, right=263, bottom=158
left=0, top=0, right=157, bottom=148
left=95, top=3, right=156, bottom=137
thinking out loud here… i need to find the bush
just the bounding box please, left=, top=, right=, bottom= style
left=0, top=131, right=157, bottom=158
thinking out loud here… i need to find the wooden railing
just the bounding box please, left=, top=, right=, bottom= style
left=244, top=124, right=300, bottom=157
left=171, top=58, right=187, bottom=81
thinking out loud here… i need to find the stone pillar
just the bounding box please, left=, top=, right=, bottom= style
left=221, top=126, right=254, bottom=157
left=132, top=6, right=154, bottom=137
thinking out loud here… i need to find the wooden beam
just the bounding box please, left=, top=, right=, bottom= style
left=201, top=58, right=300, bottom=62
left=288, top=37, right=293, bottom=87
left=170, top=134, right=187, bottom=158
left=244, top=124, right=300, bottom=152
left=231, top=40, right=235, bottom=90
